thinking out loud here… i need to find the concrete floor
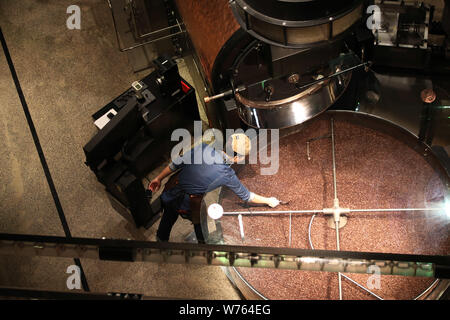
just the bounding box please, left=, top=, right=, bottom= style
left=0, top=0, right=240, bottom=299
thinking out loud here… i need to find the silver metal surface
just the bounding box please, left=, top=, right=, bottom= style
left=230, top=0, right=363, bottom=48
left=235, top=71, right=352, bottom=129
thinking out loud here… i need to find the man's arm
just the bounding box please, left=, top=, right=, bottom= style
left=149, top=149, right=187, bottom=192
left=249, top=193, right=280, bottom=208
left=225, top=172, right=280, bottom=208
left=148, top=165, right=175, bottom=192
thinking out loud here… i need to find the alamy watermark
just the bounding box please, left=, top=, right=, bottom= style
left=367, top=265, right=381, bottom=290
left=66, top=265, right=81, bottom=290
left=66, top=5, right=81, bottom=30
left=366, top=5, right=381, bottom=30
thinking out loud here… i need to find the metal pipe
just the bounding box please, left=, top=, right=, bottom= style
left=330, top=117, right=342, bottom=309
left=295, top=63, right=369, bottom=91
left=307, top=141, right=310, bottom=160
left=238, top=214, right=245, bottom=241
left=335, top=223, right=340, bottom=252
left=203, top=63, right=369, bottom=103
left=203, top=86, right=246, bottom=103
left=289, top=213, right=292, bottom=247
left=349, top=208, right=444, bottom=213
left=331, top=117, right=342, bottom=300
left=414, top=279, right=440, bottom=300
left=335, top=221, right=343, bottom=300
left=308, top=214, right=317, bottom=249
left=306, top=134, right=332, bottom=161
left=204, top=89, right=233, bottom=103
left=118, top=31, right=186, bottom=52
left=223, top=210, right=322, bottom=216
left=331, top=118, right=338, bottom=201
left=222, top=207, right=444, bottom=216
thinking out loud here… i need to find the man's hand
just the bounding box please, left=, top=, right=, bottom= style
left=149, top=165, right=176, bottom=192
left=267, top=197, right=280, bottom=208
left=248, top=194, right=280, bottom=208
left=149, top=178, right=161, bottom=192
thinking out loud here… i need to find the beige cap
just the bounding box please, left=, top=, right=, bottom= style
left=231, top=133, right=251, bottom=156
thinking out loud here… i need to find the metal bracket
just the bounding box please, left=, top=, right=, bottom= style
left=107, top=0, right=185, bottom=52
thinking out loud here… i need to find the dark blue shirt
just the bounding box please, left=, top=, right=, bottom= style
left=161, top=143, right=251, bottom=210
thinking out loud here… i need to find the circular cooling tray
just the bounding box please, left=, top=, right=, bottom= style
left=204, top=110, right=450, bottom=300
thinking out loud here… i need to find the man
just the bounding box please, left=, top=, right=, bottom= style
left=149, top=133, right=280, bottom=243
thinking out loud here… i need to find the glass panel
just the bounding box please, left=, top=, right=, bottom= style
left=0, top=52, right=64, bottom=237
left=206, top=112, right=449, bottom=300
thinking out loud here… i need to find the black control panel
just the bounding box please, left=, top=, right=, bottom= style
left=84, top=57, right=200, bottom=228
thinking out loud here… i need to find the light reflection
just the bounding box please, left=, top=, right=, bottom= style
left=445, top=199, right=450, bottom=219
left=300, top=257, right=319, bottom=264
left=291, top=102, right=308, bottom=123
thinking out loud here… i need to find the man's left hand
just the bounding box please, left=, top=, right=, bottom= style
left=149, top=178, right=161, bottom=192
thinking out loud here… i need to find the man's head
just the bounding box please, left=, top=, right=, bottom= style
left=231, top=133, right=251, bottom=156
left=225, top=133, right=251, bottom=163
